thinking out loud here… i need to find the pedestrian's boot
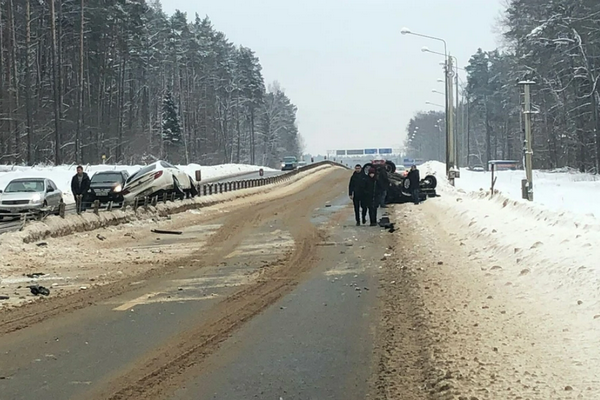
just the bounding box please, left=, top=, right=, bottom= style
left=356, top=220, right=360, bottom=226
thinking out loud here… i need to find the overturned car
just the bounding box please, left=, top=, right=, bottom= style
left=361, top=160, right=438, bottom=204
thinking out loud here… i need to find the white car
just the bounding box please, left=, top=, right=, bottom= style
left=0, top=178, right=63, bottom=218
left=121, top=161, right=196, bottom=203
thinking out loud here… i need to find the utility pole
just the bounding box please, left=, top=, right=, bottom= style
left=446, top=55, right=458, bottom=185
left=519, top=80, right=535, bottom=201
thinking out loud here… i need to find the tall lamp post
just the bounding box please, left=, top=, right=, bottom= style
left=423, top=47, right=461, bottom=170
left=401, top=27, right=457, bottom=184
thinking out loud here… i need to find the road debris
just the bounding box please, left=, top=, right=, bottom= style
left=151, top=229, right=183, bottom=235
left=28, top=285, right=50, bottom=296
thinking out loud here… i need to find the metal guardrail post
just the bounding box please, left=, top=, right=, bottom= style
left=93, top=200, right=100, bottom=215
left=133, top=198, right=139, bottom=210
left=151, top=196, right=158, bottom=206
left=170, top=193, right=175, bottom=202
left=59, top=202, right=66, bottom=218
left=143, top=196, right=150, bottom=210
left=203, top=185, right=207, bottom=196
left=107, top=201, right=113, bottom=212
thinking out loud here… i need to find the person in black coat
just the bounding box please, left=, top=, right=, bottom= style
left=377, top=166, right=390, bottom=208
left=71, top=165, right=91, bottom=210
left=407, top=165, right=420, bottom=204
left=348, top=164, right=367, bottom=225
left=363, top=167, right=382, bottom=226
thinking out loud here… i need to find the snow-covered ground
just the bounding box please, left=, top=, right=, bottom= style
left=410, top=162, right=600, bottom=396
left=450, top=163, right=600, bottom=218
left=0, top=163, right=274, bottom=203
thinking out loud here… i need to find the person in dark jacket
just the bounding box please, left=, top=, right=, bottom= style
left=407, top=165, right=420, bottom=204
left=71, top=165, right=91, bottom=211
left=377, top=166, right=390, bottom=208
left=348, top=164, right=367, bottom=225
left=363, top=167, right=381, bottom=226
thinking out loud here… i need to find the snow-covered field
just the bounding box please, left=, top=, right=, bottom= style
left=0, top=163, right=273, bottom=203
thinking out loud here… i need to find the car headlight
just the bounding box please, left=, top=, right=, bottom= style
left=30, top=194, right=42, bottom=204
left=281, top=163, right=285, bottom=168
left=113, top=184, right=122, bottom=193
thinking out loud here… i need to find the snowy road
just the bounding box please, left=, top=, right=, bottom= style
left=0, top=166, right=387, bottom=400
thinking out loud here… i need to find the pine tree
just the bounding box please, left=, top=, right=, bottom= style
left=162, top=91, right=182, bottom=144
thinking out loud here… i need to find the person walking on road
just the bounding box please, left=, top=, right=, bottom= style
left=407, top=165, right=420, bottom=205
left=71, top=165, right=90, bottom=211
left=363, top=167, right=382, bottom=226
left=377, top=166, right=390, bottom=208
left=348, top=164, right=366, bottom=226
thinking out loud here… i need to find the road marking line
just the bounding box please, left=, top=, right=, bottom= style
left=113, top=292, right=162, bottom=311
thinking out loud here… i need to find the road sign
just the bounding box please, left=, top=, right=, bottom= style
left=347, top=149, right=364, bottom=155
left=379, top=148, right=393, bottom=154
left=364, top=148, right=377, bottom=155
left=336, top=150, right=346, bottom=156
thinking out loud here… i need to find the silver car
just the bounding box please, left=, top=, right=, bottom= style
left=0, top=178, right=63, bottom=218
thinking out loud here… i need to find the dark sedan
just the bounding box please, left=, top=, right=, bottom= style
left=85, top=170, right=130, bottom=206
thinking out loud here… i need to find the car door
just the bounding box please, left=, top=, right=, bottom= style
left=47, top=180, right=61, bottom=206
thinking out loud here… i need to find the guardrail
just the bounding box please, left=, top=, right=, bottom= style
left=0, top=161, right=347, bottom=235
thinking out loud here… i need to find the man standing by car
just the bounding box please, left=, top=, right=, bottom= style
left=377, top=166, right=390, bottom=208
left=407, top=164, right=420, bottom=204
left=363, top=167, right=381, bottom=226
left=348, top=164, right=366, bottom=226
left=71, top=165, right=90, bottom=211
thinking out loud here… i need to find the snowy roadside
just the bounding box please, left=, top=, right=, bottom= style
left=1, top=164, right=334, bottom=245
left=0, top=163, right=275, bottom=203
left=380, top=161, right=600, bottom=398
left=0, top=164, right=337, bottom=309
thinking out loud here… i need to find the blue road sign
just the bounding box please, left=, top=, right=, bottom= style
left=379, top=148, right=393, bottom=154
left=336, top=150, right=346, bottom=156
left=365, top=148, right=377, bottom=155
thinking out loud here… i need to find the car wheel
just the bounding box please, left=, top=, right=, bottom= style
left=362, top=163, right=373, bottom=175
left=385, top=160, right=396, bottom=173
left=422, top=175, right=437, bottom=189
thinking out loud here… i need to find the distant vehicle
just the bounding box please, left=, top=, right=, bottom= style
left=297, top=161, right=307, bottom=167
left=281, top=156, right=298, bottom=171
left=469, top=165, right=485, bottom=172
left=121, top=161, right=197, bottom=203
left=0, top=178, right=62, bottom=218
left=85, top=170, right=130, bottom=206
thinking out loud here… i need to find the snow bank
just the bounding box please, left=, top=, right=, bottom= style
left=422, top=160, right=600, bottom=340
left=0, top=164, right=334, bottom=245
left=0, top=163, right=274, bottom=204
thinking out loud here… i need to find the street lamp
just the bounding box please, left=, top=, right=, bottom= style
left=426, top=101, right=444, bottom=108
left=402, top=27, right=455, bottom=181
left=424, top=46, right=462, bottom=170
left=432, top=89, right=444, bottom=96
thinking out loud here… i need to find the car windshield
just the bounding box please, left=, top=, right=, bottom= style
left=283, top=157, right=296, bottom=163
left=92, top=173, right=122, bottom=183
left=127, top=164, right=156, bottom=182
left=5, top=180, right=45, bottom=193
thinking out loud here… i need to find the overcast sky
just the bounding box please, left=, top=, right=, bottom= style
left=161, top=0, right=505, bottom=155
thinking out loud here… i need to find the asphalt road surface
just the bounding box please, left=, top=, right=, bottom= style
left=0, top=167, right=396, bottom=400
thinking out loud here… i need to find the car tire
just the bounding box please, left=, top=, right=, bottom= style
left=362, top=163, right=373, bottom=175
left=385, top=160, right=396, bottom=173
left=422, top=175, right=437, bottom=189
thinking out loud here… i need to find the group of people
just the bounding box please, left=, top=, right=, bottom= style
left=348, top=164, right=421, bottom=226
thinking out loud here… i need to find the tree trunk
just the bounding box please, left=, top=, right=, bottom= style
left=76, top=0, right=84, bottom=164
left=116, top=58, right=126, bottom=162
left=49, top=0, right=61, bottom=164
left=25, top=0, right=33, bottom=165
